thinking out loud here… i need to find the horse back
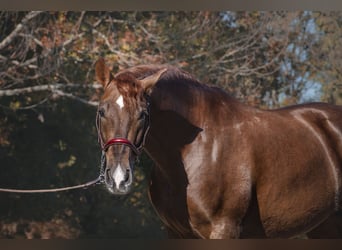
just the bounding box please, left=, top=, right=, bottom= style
left=254, top=103, right=342, bottom=237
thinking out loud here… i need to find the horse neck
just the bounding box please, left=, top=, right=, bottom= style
left=144, top=79, right=247, bottom=181
left=149, top=79, right=244, bottom=125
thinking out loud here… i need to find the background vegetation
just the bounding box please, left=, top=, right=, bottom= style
left=0, top=11, right=341, bottom=238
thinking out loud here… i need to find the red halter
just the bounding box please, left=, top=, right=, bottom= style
left=102, top=137, right=140, bottom=155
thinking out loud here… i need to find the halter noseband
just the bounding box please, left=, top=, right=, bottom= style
left=102, top=137, right=141, bottom=155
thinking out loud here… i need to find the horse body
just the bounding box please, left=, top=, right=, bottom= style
left=255, top=104, right=342, bottom=237
left=95, top=59, right=342, bottom=238
left=144, top=74, right=342, bottom=238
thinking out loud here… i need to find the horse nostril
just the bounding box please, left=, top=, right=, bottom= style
left=124, top=169, right=130, bottom=183
left=105, top=169, right=113, bottom=185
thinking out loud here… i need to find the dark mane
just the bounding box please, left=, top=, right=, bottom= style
left=118, top=64, right=237, bottom=108
left=116, top=64, right=202, bottom=87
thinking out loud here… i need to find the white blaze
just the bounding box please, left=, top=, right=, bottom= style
left=211, top=139, right=219, bottom=163
left=113, top=165, right=125, bottom=189
left=116, top=95, right=124, bottom=109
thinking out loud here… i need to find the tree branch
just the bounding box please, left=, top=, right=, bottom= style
left=52, top=90, right=98, bottom=106
left=0, top=11, right=43, bottom=51
left=0, top=83, right=102, bottom=97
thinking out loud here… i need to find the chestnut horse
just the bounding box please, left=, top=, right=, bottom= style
left=94, top=58, right=342, bottom=238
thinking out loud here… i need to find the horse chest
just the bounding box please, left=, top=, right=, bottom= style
left=148, top=175, right=199, bottom=238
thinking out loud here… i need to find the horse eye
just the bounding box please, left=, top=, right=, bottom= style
left=98, top=108, right=105, bottom=117
left=138, top=111, right=147, bottom=120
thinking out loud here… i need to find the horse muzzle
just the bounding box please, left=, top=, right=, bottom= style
left=105, top=164, right=133, bottom=195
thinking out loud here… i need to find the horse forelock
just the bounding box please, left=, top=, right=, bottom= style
left=108, top=65, right=208, bottom=115
left=101, top=73, right=144, bottom=111
left=115, top=72, right=143, bottom=97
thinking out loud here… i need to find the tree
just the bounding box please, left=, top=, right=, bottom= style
left=306, top=12, right=342, bottom=104
left=0, top=11, right=330, bottom=108
left=1, top=11, right=341, bottom=238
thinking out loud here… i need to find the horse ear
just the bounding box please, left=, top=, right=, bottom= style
left=139, top=68, right=167, bottom=93
left=95, top=58, right=114, bottom=87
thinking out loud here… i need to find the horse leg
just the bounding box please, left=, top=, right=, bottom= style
left=209, top=204, right=266, bottom=239
left=164, top=225, right=199, bottom=238
left=165, top=226, right=182, bottom=238
left=306, top=212, right=342, bottom=238
left=209, top=218, right=241, bottom=239
left=240, top=190, right=267, bottom=238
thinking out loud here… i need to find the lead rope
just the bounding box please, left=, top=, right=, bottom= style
left=0, top=153, right=106, bottom=193
left=0, top=99, right=151, bottom=194
left=0, top=112, right=107, bottom=193
left=99, top=150, right=106, bottom=184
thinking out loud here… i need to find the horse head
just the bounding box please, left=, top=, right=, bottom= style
left=95, top=58, right=166, bottom=195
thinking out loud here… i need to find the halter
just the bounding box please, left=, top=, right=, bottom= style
left=102, top=138, right=141, bottom=155
left=95, top=99, right=151, bottom=157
